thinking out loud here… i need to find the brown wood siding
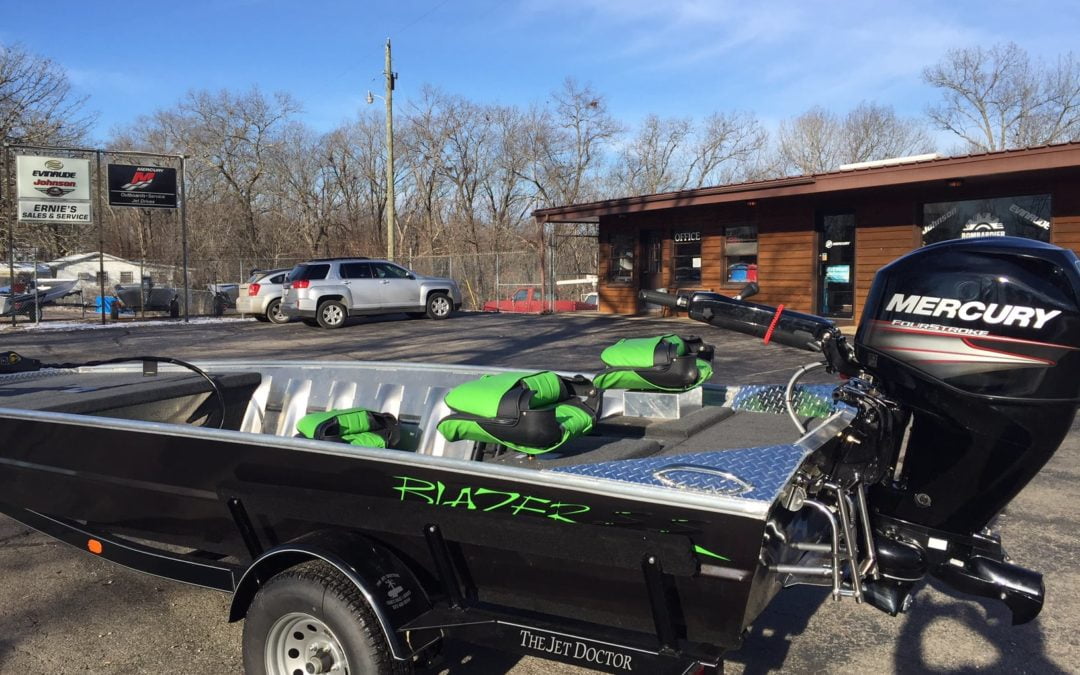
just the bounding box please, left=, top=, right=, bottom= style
left=594, top=167, right=1080, bottom=316
left=756, top=202, right=814, bottom=312
left=1052, top=174, right=1080, bottom=256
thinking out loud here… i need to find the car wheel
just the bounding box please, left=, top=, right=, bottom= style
left=266, top=299, right=290, bottom=324
left=241, top=561, right=410, bottom=675
left=317, top=300, right=347, bottom=329
left=425, top=293, right=453, bottom=320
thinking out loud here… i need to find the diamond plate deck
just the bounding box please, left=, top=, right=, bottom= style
left=724, top=383, right=838, bottom=417
left=553, top=443, right=808, bottom=503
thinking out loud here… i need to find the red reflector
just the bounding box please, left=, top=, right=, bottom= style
left=248, top=283, right=260, bottom=296
left=292, top=280, right=310, bottom=289
left=88, top=539, right=103, bottom=555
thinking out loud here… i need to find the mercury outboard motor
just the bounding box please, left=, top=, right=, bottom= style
left=641, top=236, right=1080, bottom=624
left=855, top=236, right=1080, bottom=623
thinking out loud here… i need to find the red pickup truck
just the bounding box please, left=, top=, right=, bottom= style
left=482, top=287, right=598, bottom=313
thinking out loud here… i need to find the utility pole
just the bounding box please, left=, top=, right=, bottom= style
left=384, top=38, right=396, bottom=262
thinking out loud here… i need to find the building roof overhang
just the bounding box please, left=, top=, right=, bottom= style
left=533, top=141, right=1080, bottom=222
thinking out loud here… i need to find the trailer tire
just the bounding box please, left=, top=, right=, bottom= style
left=242, top=561, right=410, bottom=675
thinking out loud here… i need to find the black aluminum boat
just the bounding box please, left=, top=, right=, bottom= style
left=0, top=236, right=1077, bottom=674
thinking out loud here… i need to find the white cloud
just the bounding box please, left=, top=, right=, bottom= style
left=66, top=67, right=150, bottom=95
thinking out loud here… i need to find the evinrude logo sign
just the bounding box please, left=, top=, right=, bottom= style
left=886, top=293, right=1061, bottom=329
left=107, top=164, right=178, bottom=208
left=16, top=155, right=93, bottom=223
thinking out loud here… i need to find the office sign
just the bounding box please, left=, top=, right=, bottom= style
left=107, top=164, right=178, bottom=208
left=16, top=155, right=93, bottom=223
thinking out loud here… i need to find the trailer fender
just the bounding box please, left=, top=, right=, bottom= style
left=229, top=530, right=434, bottom=660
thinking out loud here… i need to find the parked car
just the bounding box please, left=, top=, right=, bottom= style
left=482, top=286, right=596, bottom=313
left=280, top=257, right=463, bottom=329
left=237, top=268, right=291, bottom=324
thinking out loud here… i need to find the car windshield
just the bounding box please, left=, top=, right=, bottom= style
left=289, top=264, right=330, bottom=281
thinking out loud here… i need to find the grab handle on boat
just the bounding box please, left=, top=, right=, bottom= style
left=652, top=464, right=754, bottom=496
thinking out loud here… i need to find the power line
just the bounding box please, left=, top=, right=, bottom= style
left=396, top=0, right=453, bottom=34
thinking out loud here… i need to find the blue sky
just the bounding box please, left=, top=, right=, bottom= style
left=3, top=0, right=1078, bottom=143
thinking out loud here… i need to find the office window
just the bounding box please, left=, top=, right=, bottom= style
left=724, top=225, right=758, bottom=284
left=608, top=234, right=634, bottom=283
left=673, top=231, right=701, bottom=283
left=922, top=194, right=1051, bottom=245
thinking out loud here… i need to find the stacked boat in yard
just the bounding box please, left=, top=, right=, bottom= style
left=0, top=277, right=79, bottom=319
left=0, top=236, right=1077, bottom=674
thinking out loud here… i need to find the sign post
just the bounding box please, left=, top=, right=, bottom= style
left=95, top=151, right=106, bottom=324
left=5, top=144, right=14, bottom=327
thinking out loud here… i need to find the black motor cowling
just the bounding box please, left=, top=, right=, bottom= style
left=856, top=237, right=1080, bottom=532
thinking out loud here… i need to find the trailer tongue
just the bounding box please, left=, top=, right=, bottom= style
left=0, top=236, right=1076, bottom=674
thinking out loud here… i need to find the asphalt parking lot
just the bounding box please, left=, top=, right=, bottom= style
left=0, top=311, right=1077, bottom=673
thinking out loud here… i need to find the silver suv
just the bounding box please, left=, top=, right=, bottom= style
left=280, top=258, right=463, bottom=329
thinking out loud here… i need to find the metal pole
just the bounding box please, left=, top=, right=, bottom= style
left=140, top=256, right=145, bottom=319
left=6, top=144, right=15, bottom=327
left=180, top=156, right=190, bottom=322
left=385, top=38, right=396, bottom=262
left=32, top=251, right=39, bottom=325
left=549, top=225, right=557, bottom=313
left=96, top=150, right=106, bottom=325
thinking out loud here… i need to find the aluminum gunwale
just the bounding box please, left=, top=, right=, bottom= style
left=0, top=360, right=855, bottom=520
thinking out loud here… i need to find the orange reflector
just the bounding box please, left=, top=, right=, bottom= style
left=87, top=539, right=103, bottom=555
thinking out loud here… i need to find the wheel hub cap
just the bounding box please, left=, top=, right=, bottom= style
left=266, top=612, right=348, bottom=675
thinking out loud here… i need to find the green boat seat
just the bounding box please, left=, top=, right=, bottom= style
left=437, top=371, right=597, bottom=455
left=296, top=407, right=401, bottom=449
left=593, top=334, right=714, bottom=392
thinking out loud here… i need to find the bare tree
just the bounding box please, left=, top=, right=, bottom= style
left=614, top=114, right=692, bottom=195
left=777, top=107, right=844, bottom=174
left=778, top=103, right=934, bottom=174
left=179, top=88, right=301, bottom=254
left=611, top=111, right=769, bottom=194
left=684, top=111, right=768, bottom=186
left=842, top=102, right=935, bottom=164
left=0, top=43, right=94, bottom=146
left=518, top=79, right=623, bottom=208
left=924, top=43, right=1080, bottom=151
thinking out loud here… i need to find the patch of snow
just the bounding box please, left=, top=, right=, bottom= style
left=0, top=317, right=253, bottom=332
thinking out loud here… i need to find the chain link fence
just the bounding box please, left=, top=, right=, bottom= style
left=4, top=224, right=598, bottom=325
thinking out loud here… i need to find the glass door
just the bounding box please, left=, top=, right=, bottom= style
left=817, top=212, right=855, bottom=318
left=639, top=230, right=664, bottom=313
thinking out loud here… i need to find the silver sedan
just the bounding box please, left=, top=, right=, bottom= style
left=237, top=268, right=291, bottom=324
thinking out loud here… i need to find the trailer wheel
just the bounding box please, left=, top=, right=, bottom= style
left=242, top=561, right=409, bottom=675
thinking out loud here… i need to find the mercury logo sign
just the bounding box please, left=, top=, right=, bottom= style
left=121, top=171, right=156, bottom=191
left=886, top=293, right=1062, bottom=329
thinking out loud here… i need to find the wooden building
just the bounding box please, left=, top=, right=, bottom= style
left=534, top=142, right=1080, bottom=321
